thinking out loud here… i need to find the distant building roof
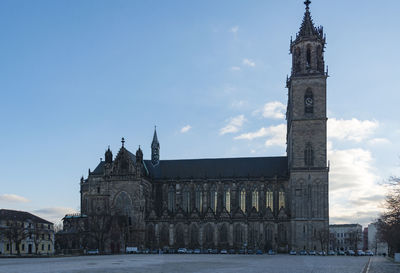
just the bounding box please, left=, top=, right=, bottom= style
left=0, top=209, right=52, bottom=225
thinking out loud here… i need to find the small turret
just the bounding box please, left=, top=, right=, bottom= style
left=105, top=146, right=113, bottom=163
left=136, top=146, right=143, bottom=163
left=151, top=127, right=160, bottom=165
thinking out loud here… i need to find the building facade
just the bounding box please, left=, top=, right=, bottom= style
left=63, top=2, right=329, bottom=253
left=0, top=209, right=55, bottom=256
left=368, top=222, right=388, bottom=255
left=329, top=224, right=363, bottom=251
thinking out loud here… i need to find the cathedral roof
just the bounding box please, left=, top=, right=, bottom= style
left=144, top=156, right=288, bottom=180
left=91, top=148, right=288, bottom=179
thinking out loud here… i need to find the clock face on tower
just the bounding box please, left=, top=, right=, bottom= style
left=305, top=97, right=313, bottom=106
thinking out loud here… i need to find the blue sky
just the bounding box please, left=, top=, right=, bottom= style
left=0, top=0, right=399, bottom=227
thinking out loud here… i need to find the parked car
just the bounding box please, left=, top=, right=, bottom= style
left=151, top=249, right=158, bottom=254
left=229, top=249, right=236, bottom=254
left=178, top=248, right=187, bottom=254
left=239, top=249, right=246, bottom=254
left=247, top=249, right=254, bottom=255
left=168, top=248, right=176, bottom=254
left=87, top=249, right=99, bottom=255
left=357, top=250, right=365, bottom=256
left=299, top=250, right=308, bottom=255
left=143, top=248, right=150, bottom=254
left=256, top=249, right=263, bottom=255
left=268, top=249, right=276, bottom=255
left=186, top=249, right=193, bottom=254
left=338, top=250, right=345, bottom=256
left=347, top=250, right=355, bottom=256
left=194, top=249, right=201, bottom=254
left=318, top=251, right=326, bottom=256
left=309, top=250, right=317, bottom=255
left=289, top=250, right=297, bottom=255
left=328, top=250, right=336, bottom=256
left=365, top=250, right=374, bottom=256
left=220, top=249, right=228, bottom=254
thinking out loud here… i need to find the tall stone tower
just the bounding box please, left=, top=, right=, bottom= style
left=286, top=0, right=329, bottom=251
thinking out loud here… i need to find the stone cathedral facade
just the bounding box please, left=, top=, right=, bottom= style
left=66, top=2, right=329, bottom=253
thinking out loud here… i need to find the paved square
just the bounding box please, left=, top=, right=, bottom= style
left=0, top=254, right=379, bottom=273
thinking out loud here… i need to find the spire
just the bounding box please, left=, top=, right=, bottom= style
left=152, top=126, right=159, bottom=146
left=121, top=137, right=125, bottom=147
left=298, top=0, right=317, bottom=38
left=105, top=145, right=113, bottom=163
left=292, top=0, right=325, bottom=47
left=151, top=126, right=160, bottom=165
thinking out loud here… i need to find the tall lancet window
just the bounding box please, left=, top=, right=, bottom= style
left=240, top=188, right=246, bottom=212
left=195, top=187, right=203, bottom=213
left=279, top=190, right=286, bottom=209
left=210, top=185, right=217, bottom=212
left=168, top=186, right=175, bottom=212
left=304, top=142, right=314, bottom=166
left=252, top=189, right=259, bottom=211
left=183, top=187, right=191, bottom=213
left=306, top=44, right=312, bottom=69
left=266, top=189, right=273, bottom=212
left=224, top=188, right=231, bottom=212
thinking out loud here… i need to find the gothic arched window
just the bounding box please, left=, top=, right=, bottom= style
left=223, top=187, right=231, bottom=212
left=183, top=187, right=191, bottom=213
left=252, top=189, right=259, bottom=211
left=304, top=142, right=314, bottom=166
left=168, top=186, right=175, bottom=212
left=306, top=45, right=312, bottom=69
left=279, top=189, right=286, bottom=209
left=266, top=189, right=273, bottom=212
left=210, top=185, right=217, bottom=212
left=304, top=89, right=314, bottom=114
left=240, top=188, right=246, bottom=212
left=195, top=187, right=203, bottom=213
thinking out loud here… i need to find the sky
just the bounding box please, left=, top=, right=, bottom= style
left=0, top=0, right=399, bottom=228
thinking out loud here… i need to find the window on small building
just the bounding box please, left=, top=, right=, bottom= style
left=41, top=244, right=44, bottom=251
left=252, top=189, right=259, bottom=211
left=48, top=244, right=50, bottom=251
left=97, top=187, right=100, bottom=194
left=22, top=244, right=25, bottom=251
left=266, top=190, right=273, bottom=212
left=240, top=188, right=246, bottom=212
left=6, top=244, right=9, bottom=251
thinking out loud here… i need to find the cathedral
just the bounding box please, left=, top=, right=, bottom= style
left=63, top=1, right=329, bottom=254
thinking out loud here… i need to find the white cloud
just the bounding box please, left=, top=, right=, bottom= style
left=33, top=207, right=78, bottom=224
left=242, top=58, right=255, bottom=67
left=219, top=115, right=246, bottom=135
left=230, top=26, right=239, bottom=34
left=328, top=143, right=385, bottom=227
left=254, top=101, right=286, bottom=119
left=368, top=138, right=390, bottom=145
left=0, top=194, right=30, bottom=203
left=328, top=118, right=379, bottom=142
left=180, top=125, right=192, bottom=133
left=231, top=66, right=241, bottom=71
left=231, top=100, right=247, bottom=108
left=235, top=124, right=286, bottom=147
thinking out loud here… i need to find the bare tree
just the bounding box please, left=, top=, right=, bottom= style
left=377, top=176, right=400, bottom=256
left=2, top=221, right=27, bottom=255
left=87, top=213, right=113, bottom=252
left=347, top=229, right=362, bottom=251
left=314, top=229, right=329, bottom=252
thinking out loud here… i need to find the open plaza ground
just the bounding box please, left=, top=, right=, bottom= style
left=0, top=254, right=399, bottom=273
